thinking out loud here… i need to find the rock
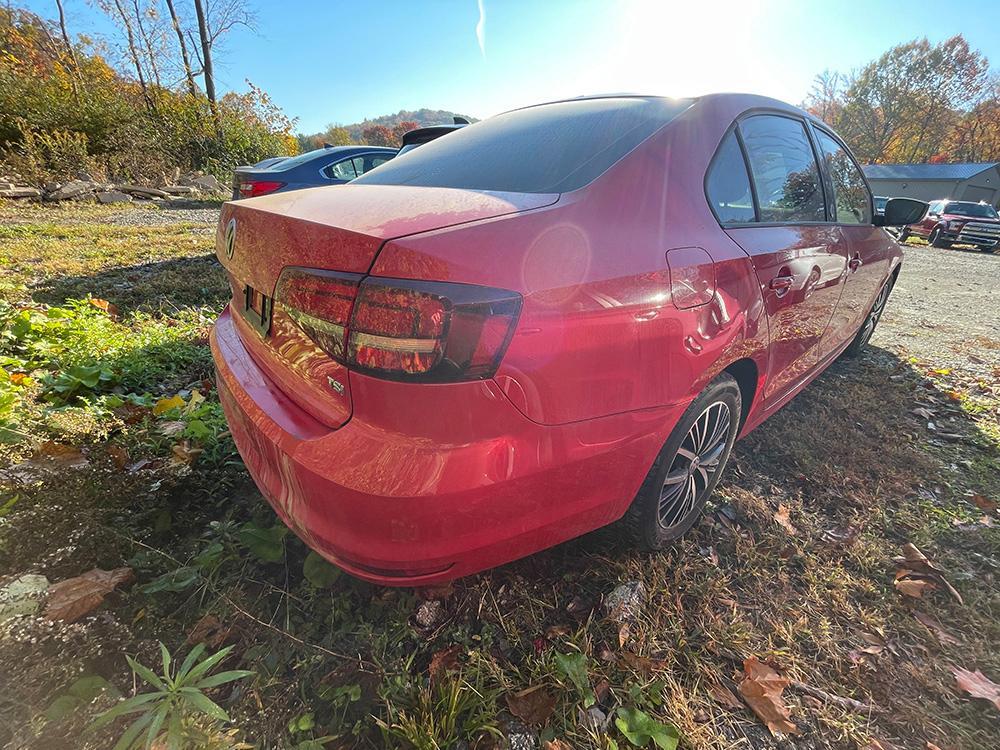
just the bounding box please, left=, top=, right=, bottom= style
left=0, top=574, right=50, bottom=620
left=603, top=580, right=647, bottom=623
left=504, top=719, right=537, bottom=750
left=0, top=187, right=42, bottom=199
left=116, top=184, right=171, bottom=199
left=161, top=185, right=198, bottom=195
left=96, top=190, right=133, bottom=204
left=44, top=181, right=62, bottom=193
left=414, top=599, right=445, bottom=629
left=46, top=179, right=98, bottom=201
left=76, top=169, right=95, bottom=181
left=190, top=174, right=222, bottom=192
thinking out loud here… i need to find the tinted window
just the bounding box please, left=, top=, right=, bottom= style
left=328, top=158, right=360, bottom=180
left=739, top=115, right=825, bottom=223
left=353, top=97, right=693, bottom=194
left=268, top=148, right=334, bottom=171
left=706, top=131, right=755, bottom=223
left=943, top=201, right=999, bottom=219
left=815, top=130, right=870, bottom=224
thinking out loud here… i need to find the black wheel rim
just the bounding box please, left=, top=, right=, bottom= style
left=657, top=401, right=731, bottom=529
left=859, top=280, right=891, bottom=347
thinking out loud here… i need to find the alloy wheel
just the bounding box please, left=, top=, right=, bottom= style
left=657, top=401, right=732, bottom=529
left=858, top=281, right=891, bottom=347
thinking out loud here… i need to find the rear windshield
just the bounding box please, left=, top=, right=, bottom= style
left=944, top=201, right=999, bottom=219
left=353, top=97, right=693, bottom=194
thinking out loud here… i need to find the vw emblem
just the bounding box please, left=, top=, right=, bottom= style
left=224, top=218, right=237, bottom=260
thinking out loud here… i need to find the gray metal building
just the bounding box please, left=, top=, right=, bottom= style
left=861, top=162, right=1000, bottom=208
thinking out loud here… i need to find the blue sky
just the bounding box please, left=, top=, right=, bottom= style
left=29, top=0, right=1000, bottom=134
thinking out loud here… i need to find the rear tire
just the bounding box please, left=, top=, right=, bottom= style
left=623, top=373, right=741, bottom=550
left=843, top=274, right=894, bottom=358
left=929, top=227, right=951, bottom=248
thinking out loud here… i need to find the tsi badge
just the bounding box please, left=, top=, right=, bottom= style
left=224, top=218, right=237, bottom=259
left=327, top=377, right=345, bottom=395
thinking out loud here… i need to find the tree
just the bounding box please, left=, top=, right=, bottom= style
left=322, top=126, right=354, bottom=146
left=821, top=35, right=989, bottom=164
left=164, top=0, right=198, bottom=96
left=391, top=120, right=420, bottom=145
left=361, top=124, right=394, bottom=146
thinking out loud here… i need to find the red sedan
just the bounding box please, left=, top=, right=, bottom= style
left=211, top=94, right=921, bottom=585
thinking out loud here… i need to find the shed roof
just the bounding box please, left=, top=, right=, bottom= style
left=862, top=163, right=1000, bottom=181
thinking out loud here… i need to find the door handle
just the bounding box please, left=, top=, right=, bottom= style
left=848, top=255, right=863, bottom=271
left=769, top=275, right=794, bottom=297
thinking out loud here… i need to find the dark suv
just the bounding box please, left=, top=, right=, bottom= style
left=900, top=199, right=1000, bottom=251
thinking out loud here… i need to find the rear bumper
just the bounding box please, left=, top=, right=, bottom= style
left=211, top=306, right=687, bottom=585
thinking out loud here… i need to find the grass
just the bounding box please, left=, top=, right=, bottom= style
left=0, top=200, right=998, bottom=749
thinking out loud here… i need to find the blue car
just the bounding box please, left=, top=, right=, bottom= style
left=231, top=144, right=397, bottom=199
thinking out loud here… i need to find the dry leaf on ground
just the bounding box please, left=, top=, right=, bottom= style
left=971, top=493, right=997, bottom=513
left=36, top=441, right=89, bottom=468
left=913, top=611, right=961, bottom=646
left=506, top=685, right=557, bottom=726
left=542, top=740, right=573, bottom=750
left=893, top=543, right=962, bottom=604
left=739, top=656, right=798, bottom=734
left=186, top=613, right=235, bottom=648
left=88, top=298, right=120, bottom=320
left=774, top=504, right=797, bottom=536
left=428, top=645, right=462, bottom=687
left=171, top=440, right=203, bottom=466
left=738, top=656, right=798, bottom=736
left=951, top=666, right=1000, bottom=711
left=709, top=681, right=744, bottom=710
left=43, top=567, right=134, bottom=622
left=106, top=445, right=129, bottom=470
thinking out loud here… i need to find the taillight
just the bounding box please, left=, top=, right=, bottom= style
left=276, top=269, right=521, bottom=382
left=275, top=268, right=361, bottom=360
left=238, top=180, right=285, bottom=198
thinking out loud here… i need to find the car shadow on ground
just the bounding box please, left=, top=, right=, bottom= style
left=478, top=342, right=999, bottom=747
left=30, top=254, right=230, bottom=312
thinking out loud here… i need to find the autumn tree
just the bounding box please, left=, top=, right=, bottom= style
left=806, top=35, right=995, bottom=164
left=361, top=124, right=395, bottom=146
left=391, top=120, right=420, bottom=145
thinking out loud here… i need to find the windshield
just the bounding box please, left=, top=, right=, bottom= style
left=353, top=97, right=693, bottom=194
left=944, top=201, right=999, bottom=219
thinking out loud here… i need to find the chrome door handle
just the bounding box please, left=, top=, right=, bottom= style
left=769, top=275, right=794, bottom=297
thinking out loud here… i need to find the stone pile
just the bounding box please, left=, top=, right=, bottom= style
left=0, top=170, right=226, bottom=202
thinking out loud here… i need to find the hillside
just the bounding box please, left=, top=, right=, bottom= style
left=300, top=108, right=477, bottom=147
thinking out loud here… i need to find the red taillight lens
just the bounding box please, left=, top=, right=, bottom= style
left=276, top=270, right=521, bottom=382
left=238, top=180, right=285, bottom=198
left=275, top=268, right=362, bottom=360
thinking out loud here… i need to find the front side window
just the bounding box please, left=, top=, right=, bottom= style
left=815, top=130, right=871, bottom=224
left=705, top=131, right=755, bottom=223
left=739, top=115, right=825, bottom=223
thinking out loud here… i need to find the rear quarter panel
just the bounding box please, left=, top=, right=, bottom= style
left=371, top=97, right=769, bottom=426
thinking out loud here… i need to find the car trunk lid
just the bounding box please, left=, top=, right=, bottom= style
left=216, top=184, right=557, bottom=428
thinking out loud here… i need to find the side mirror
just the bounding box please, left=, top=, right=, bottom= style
left=875, top=197, right=927, bottom=226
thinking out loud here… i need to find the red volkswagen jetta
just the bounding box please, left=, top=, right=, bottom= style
left=211, top=94, right=922, bottom=585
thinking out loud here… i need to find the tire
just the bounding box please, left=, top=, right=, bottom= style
left=929, top=227, right=951, bottom=248
left=842, top=274, right=894, bottom=358
left=623, top=373, right=741, bottom=550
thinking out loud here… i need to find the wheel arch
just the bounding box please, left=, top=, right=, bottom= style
left=722, top=357, right=759, bottom=433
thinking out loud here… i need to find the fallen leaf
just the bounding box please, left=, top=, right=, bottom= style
left=972, top=494, right=997, bottom=513
left=158, top=420, right=186, bottom=437
left=821, top=526, right=859, bottom=546
left=951, top=666, right=1000, bottom=711
left=893, top=543, right=962, bottom=604
left=542, top=740, right=573, bottom=750
left=88, top=298, right=120, bottom=320
left=152, top=394, right=185, bottom=416
left=913, top=612, right=961, bottom=647
left=171, top=440, right=203, bottom=466
left=774, top=504, right=797, bottom=536
left=36, top=441, right=88, bottom=468
left=545, top=624, right=571, bottom=639
left=186, top=613, right=234, bottom=648
left=183, top=390, right=205, bottom=414
left=618, top=621, right=632, bottom=648
left=708, top=681, right=743, bottom=710
left=894, top=575, right=937, bottom=598
left=43, top=568, right=133, bottom=622
left=738, top=656, right=798, bottom=736
left=506, top=685, right=557, bottom=726
left=428, top=645, right=462, bottom=687
left=620, top=651, right=668, bottom=675
left=107, top=445, right=129, bottom=470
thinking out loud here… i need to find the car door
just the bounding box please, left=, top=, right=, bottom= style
left=716, top=114, right=849, bottom=406
left=812, top=127, right=889, bottom=353
left=915, top=200, right=942, bottom=237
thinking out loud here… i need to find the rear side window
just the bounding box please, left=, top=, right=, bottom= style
left=328, top=158, right=361, bottom=180
left=706, top=131, right=755, bottom=223
left=353, top=97, right=693, bottom=194
left=815, top=130, right=871, bottom=224
left=740, top=115, right=825, bottom=223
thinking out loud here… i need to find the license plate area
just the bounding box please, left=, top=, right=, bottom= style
left=240, top=284, right=272, bottom=336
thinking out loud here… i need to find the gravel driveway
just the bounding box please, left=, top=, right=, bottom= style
left=878, top=240, right=1000, bottom=377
